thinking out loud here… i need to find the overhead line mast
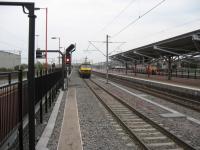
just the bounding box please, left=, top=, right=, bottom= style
left=88, top=36, right=126, bottom=84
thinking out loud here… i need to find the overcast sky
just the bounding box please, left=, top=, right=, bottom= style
left=0, top=0, right=200, bottom=64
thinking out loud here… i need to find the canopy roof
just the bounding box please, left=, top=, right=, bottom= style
left=110, top=29, right=200, bottom=64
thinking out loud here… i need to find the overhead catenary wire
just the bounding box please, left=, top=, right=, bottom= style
left=109, top=42, right=126, bottom=55
left=85, top=0, right=165, bottom=59
left=112, top=0, right=166, bottom=38
left=86, top=39, right=127, bottom=61
left=86, top=43, right=91, bottom=51
left=89, top=41, right=106, bottom=57
left=130, top=17, right=200, bottom=44
left=100, top=0, right=137, bottom=32
left=86, top=0, right=137, bottom=53
left=146, top=17, right=200, bottom=38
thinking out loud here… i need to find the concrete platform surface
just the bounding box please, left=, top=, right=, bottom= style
left=93, top=71, right=200, bottom=100
left=95, top=69, right=200, bottom=88
left=57, top=87, right=83, bottom=150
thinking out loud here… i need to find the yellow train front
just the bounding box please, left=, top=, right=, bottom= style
left=79, top=63, right=92, bottom=78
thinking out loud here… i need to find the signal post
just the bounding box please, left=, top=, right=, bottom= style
left=36, top=44, right=75, bottom=90
left=65, top=44, right=76, bottom=89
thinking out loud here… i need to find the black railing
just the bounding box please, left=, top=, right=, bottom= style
left=0, top=69, right=62, bottom=148
left=111, top=68, right=200, bottom=79
left=0, top=81, right=19, bottom=147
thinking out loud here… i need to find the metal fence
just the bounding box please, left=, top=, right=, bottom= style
left=111, top=68, right=200, bottom=79
left=0, top=69, right=62, bottom=148
left=0, top=81, right=19, bottom=147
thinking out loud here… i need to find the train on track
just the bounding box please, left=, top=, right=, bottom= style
left=79, top=63, right=92, bottom=78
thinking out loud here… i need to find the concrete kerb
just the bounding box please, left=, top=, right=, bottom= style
left=36, top=90, right=64, bottom=150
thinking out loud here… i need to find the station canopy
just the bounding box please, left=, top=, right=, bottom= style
left=110, top=29, right=200, bottom=64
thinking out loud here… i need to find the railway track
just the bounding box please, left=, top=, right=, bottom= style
left=93, top=72, right=200, bottom=112
left=84, top=78, right=196, bottom=150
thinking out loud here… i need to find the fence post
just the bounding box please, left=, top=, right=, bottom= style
left=188, top=69, right=189, bottom=78
left=39, top=70, right=43, bottom=124
left=18, top=70, right=23, bottom=150
left=147, top=65, right=150, bottom=78
left=49, top=92, right=52, bottom=107
left=48, top=69, right=52, bottom=107
left=8, top=73, right=11, bottom=85
left=45, top=70, right=48, bottom=113
left=54, top=84, right=57, bottom=98
left=52, top=87, right=54, bottom=102
left=134, top=61, right=137, bottom=76
left=171, top=69, right=172, bottom=78
left=49, top=87, right=52, bottom=108
left=54, top=85, right=56, bottom=99
left=195, top=69, right=197, bottom=79
left=181, top=69, right=183, bottom=78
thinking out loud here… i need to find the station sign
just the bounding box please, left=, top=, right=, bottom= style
left=36, top=49, right=45, bottom=59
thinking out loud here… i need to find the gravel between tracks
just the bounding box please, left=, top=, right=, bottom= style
left=71, top=71, right=138, bottom=150
left=92, top=75, right=200, bottom=149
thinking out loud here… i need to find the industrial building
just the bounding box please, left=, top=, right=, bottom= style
left=0, top=50, right=21, bottom=69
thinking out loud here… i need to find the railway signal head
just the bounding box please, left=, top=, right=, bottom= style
left=65, top=44, right=75, bottom=65
left=65, top=54, right=71, bottom=64
left=66, top=44, right=75, bottom=53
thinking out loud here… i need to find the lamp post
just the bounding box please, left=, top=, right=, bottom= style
left=0, top=2, right=36, bottom=150
left=51, top=37, right=61, bottom=67
left=35, top=7, right=48, bottom=69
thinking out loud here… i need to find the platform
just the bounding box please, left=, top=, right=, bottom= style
left=93, top=70, right=200, bottom=101
left=97, top=70, right=200, bottom=89
left=36, top=69, right=136, bottom=150
left=57, top=87, right=83, bottom=150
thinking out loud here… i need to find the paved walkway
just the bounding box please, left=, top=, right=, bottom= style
left=97, top=70, right=200, bottom=88
left=57, top=87, right=83, bottom=150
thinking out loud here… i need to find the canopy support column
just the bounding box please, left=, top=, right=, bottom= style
left=168, top=56, right=172, bottom=80
left=134, top=60, right=137, bottom=76
left=125, top=62, right=128, bottom=75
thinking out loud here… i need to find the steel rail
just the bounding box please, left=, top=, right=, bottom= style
left=110, top=77, right=200, bottom=112
left=94, top=71, right=200, bottom=112
left=83, top=79, right=149, bottom=150
left=85, top=78, right=196, bottom=150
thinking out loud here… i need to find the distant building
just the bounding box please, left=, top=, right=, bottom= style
left=0, top=50, right=21, bottom=69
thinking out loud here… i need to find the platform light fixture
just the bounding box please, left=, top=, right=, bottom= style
left=51, top=36, right=61, bottom=67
